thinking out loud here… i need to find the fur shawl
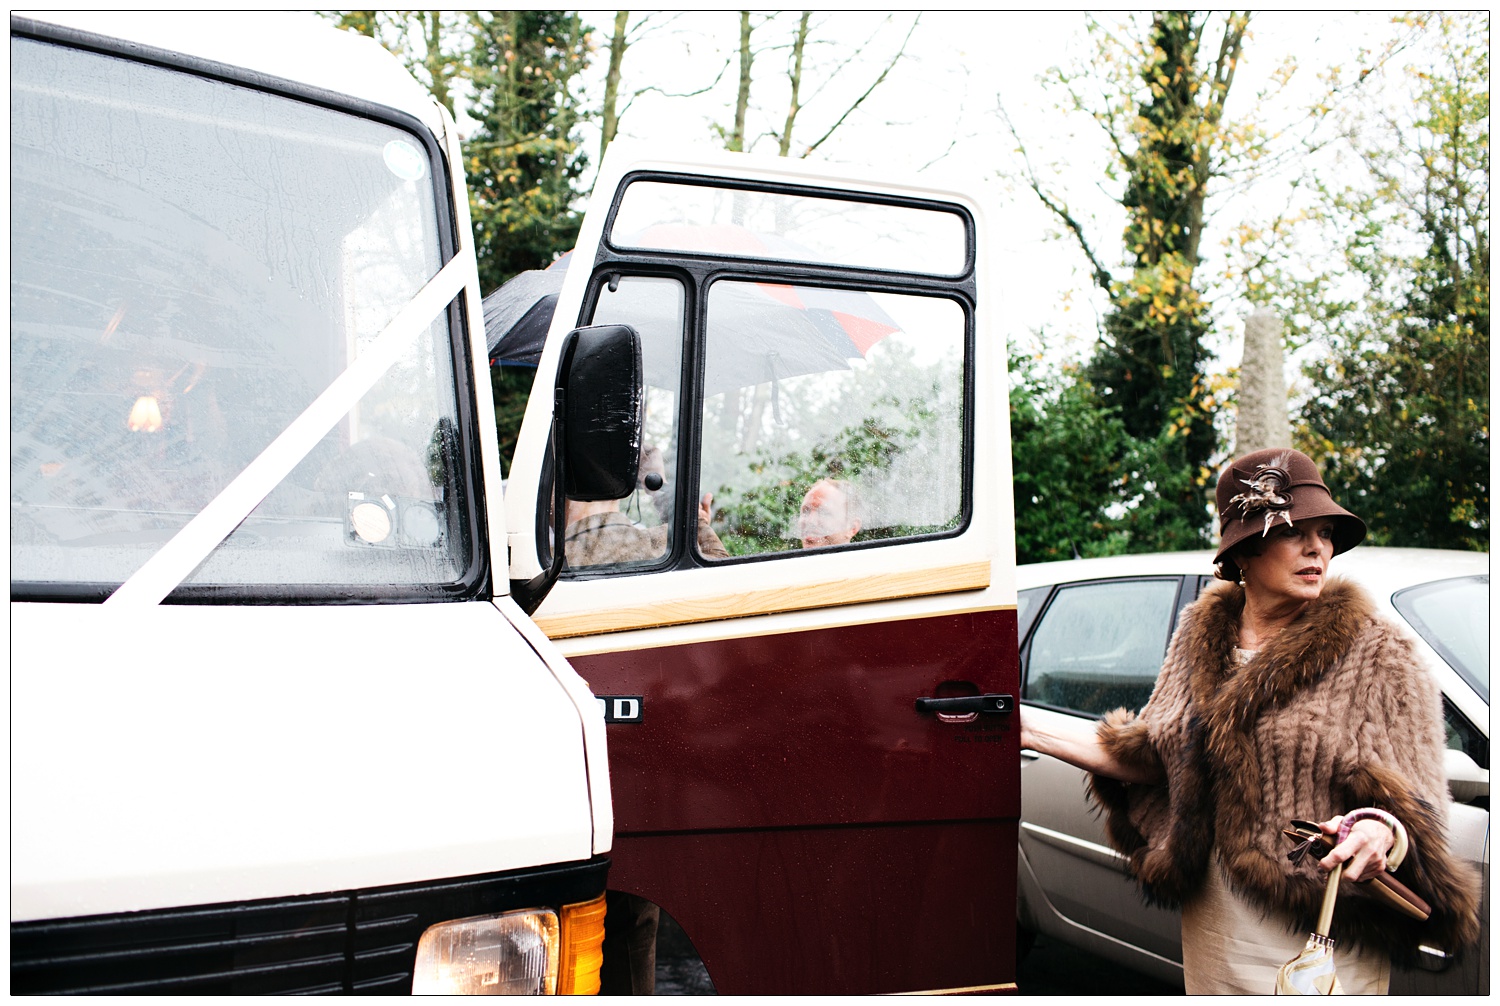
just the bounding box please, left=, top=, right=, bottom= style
left=1088, top=577, right=1482, bottom=963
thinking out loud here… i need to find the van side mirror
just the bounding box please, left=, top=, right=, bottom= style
left=510, top=324, right=644, bottom=614
left=561, top=324, right=644, bottom=501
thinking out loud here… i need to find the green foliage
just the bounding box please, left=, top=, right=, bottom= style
left=490, top=364, right=538, bottom=477
left=1013, top=12, right=1250, bottom=554
left=1009, top=349, right=1130, bottom=563
left=464, top=11, right=592, bottom=292
left=1081, top=12, right=1246, bottom=549
left=1010, top=338, right=1233, bottom=562
left=1298, top=12, right=1488, bottom=550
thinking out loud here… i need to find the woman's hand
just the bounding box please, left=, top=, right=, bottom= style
left=1317, top=815, right=1395, bottom=882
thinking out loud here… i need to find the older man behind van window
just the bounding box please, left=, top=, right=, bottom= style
left=797, top=478, right=861, bottom=549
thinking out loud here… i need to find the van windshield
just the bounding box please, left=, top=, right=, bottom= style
left=11, top=37, right=476, bottom=600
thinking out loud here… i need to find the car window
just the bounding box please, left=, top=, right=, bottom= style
left=610, top=180, right=970, bottom=277
left=1392, top=575, right=1489, bottom=702
left=1024, top=578, right=1181, bottom=716
left=1443, top=698, right=1488, bottom=770
left=1017, top=586, right=1049, bottom=642
left=11, top=38, right=474, bottom=600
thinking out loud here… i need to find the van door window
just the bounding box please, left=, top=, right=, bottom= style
left=561, top=275, right=688, bottom=571
left=699, top=283, right=965, bottom=557
left=610, top=181, right=969, bottom=277
left=10, top=38, right=475, bottom=600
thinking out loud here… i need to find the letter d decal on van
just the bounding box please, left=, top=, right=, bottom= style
left=597, top=696, right=643, bottom=724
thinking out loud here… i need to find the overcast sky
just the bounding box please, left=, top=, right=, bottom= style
left=568, top=11, right=1411, bottom=377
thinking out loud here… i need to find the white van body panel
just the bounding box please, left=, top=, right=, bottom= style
left=12, top=11, right=610, bottom=926
left=493, top=595, right=616, bottom=856
left=11, top=601, right=595, bottom=922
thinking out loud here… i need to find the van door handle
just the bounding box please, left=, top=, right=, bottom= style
left=915, top=693, right=1014, bottom=714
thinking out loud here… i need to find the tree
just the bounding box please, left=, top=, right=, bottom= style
left=708, top=12, right=918, bottom=158
left=599, top=10, right=631, bottom=163
left=465, top=11, right=593, bottom=292
left=1300, top=12, right=1488, bottom=550
left=1008, top=348, right=1130, bottom=563
left=1006, top=11, right=1251, bottom=552
left=596, top=12, right=729, bottom=165
left=329, top=12, right=467, bottom=117
left=325, top=11, right=594, bottom=475
left=777, top=13, right=918, bottom=159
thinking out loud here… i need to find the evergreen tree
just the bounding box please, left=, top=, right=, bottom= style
left=1086, top=12, right=1245, bottom=550
left=464, top=11, right=592, bottom=292
left=326, top=11, right=592, bottom=291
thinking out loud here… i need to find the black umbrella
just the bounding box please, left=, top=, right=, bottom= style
left=482, top=258, right=569, bottom=366
left=481, top=253, right=900, bottom=395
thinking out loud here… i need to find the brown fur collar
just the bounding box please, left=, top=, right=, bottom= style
left=1185, top=577, right=1372, bottom=737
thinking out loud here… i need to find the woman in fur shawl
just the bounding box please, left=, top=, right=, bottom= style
left=1019, top=448, right=1482, bottom=994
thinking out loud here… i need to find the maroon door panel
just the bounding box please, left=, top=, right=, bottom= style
left=571, top=606, right=1020, bottom=993
left=611, top=821, right=1018, bottom=994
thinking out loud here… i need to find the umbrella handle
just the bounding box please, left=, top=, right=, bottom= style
left=1316, top=861, right=1343, bottom=936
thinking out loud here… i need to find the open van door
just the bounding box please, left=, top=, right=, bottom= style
left=506, top=146, right=1020, bottom=995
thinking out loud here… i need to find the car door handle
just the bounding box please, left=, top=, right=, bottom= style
left=915, top=693, right=1014, bottom=714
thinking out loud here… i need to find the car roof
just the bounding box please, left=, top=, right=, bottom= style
left=1017, top=546, right=1488, bottom=604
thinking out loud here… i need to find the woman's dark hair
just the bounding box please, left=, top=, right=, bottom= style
left=1214, top=535, right=1265, bottom=584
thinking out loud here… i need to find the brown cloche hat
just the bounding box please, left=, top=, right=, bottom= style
left=1213, top=447, right=1366, bottom=568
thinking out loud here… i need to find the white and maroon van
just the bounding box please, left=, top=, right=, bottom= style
left=11, top=11, right=1022, bottom=995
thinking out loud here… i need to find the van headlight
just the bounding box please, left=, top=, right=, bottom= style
left=412, top=895, right=607, bottom=995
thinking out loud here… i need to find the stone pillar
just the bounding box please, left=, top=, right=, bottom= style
left=1235, top=307, right=1292, bottom=453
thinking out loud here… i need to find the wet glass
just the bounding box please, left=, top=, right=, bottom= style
left=610, top=180, right=970, bottom=277
left=1025, top=579, right=1180, bottom=715
left=561, top=275, right=686, bottom=570
left=697, top=282, right=966, bottom=557
left=11, top=38, right=470, bottom=596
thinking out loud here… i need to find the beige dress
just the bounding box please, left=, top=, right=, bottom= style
left=1182, top=854, right=1391, bottom=994
left=1179, top=648, right=1391, bottom=995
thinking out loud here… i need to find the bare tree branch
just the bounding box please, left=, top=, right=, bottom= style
left=800, top=14, right=919, bottom=157
left=998, top=100, right=1116, bottom=292
left=777, top=11, right=811, bottom=156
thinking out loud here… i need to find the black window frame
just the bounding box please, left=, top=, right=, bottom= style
left=559, top=169, right=978, bottom=576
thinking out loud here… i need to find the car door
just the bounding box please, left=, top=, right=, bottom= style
left=505, top=147, right=1020, bottom=994
left=1016, top=574, right=1196, bottom=977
